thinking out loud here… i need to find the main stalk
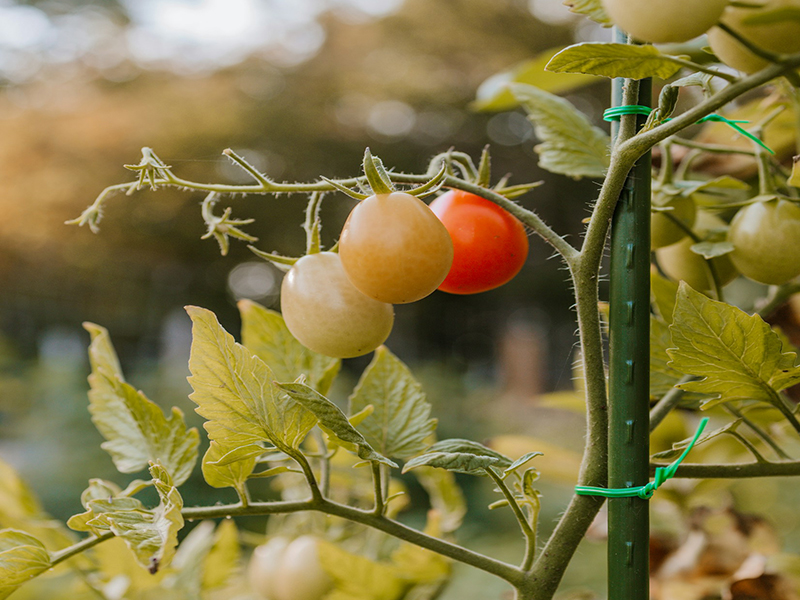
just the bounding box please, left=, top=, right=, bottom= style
left=607, top=31, right=652, bottom=600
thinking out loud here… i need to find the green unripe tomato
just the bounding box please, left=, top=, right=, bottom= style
left=273, top=536, right=333, bottom=600
left=248, top=537, right=291, bottom=600
left=281, top=252, right=394, bottom=359
left=655, top=212, right=738, bottom=292
left=601, top=0, right=729, bottom=43
left=708, top=0, right=800, bottom=73
left=339, top=192, right=454, bottom=304
left=728, top=198, right=800, bottom=285
left=651, top=193, right=697, bottom=250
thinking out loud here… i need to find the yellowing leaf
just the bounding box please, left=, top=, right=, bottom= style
left=349, top=347, right=437, bottom=460
left=0, top=530, right=51, bottom=600
left=668, top=284, right=800, bottom=408
left=318, top=541, right=407, bottom=600
left=546, top=43, right=684, bottom=80
left=202, top=519, right=240, bottom=590
left=473, top=46, right=600, bottom=112
left=239, top=300, right=340, bottom=396
left=510, top=83, right=610, bottom=179
left=562, top=0, right=611, bottom=25
left=84, top=323, right=199, bottom=485
left=186, top=306, right=317, bottom=452
left=201, top=441, right=257, bottom=493
left=412, top=468, right=466, bottom=534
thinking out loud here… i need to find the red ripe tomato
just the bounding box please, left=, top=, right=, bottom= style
left=429, top=190, right=529, bottom=294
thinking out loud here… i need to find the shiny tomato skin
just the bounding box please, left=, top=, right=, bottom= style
left=280, top=252, right=394, bottom=359
left=602, top=0, right=728, bottom=43
left=728, top=198, right=800, bottom=285
left=429, top=191, right=529, bottom=294
left=339, top=192, right=454, bottom=304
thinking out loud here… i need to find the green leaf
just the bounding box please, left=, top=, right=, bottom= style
left=690, top=241, right=735, bottom=259
left=473, top=46, right=600, bottom=112
left=0, top=530, right=51, bottom=600
left=503, top=452, right=543, bottom=476
left=348, top=347, right=437, bottom=460
left=510, top=83, right=610, bottom=179
left=651, top=271, right=679, bottom=324
left=239, top=300, right=340, bottom=396
left=169, top=520, right=216, bottom=597
left=276, top=381, right=397, bottom=468
left=668, top=284, right=800, bottom=408
left=651, top=420, right=741, bottom=461
left=318, top=540, right=407, bottom=600
left=402, top=452, right=500, bottom=476
left=186, top=306, right=318, bottom=452
left=562, top=0, right=611, bottom=25
left=412, top=468, right=466, bottom=534
left=424, top=439, right=513, bottom=468
left=546, top=43, right=684, bottom=80
left=651, top=316, right=687, bottom=399
left=201, top=441, right=257, bottom=492
left=84, top=323, right=199, bottom=486
left=86, top=463, right=184, bottom=573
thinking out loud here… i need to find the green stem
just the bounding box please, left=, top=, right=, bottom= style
left=371, top=462, right=384, bottom=516
left=725, top=404, right=792, bottom=460
left=485, top=468, right=536, bottom=570
left=49, top=532, right=115, bottom=568
left=665, top=460, right=800, bottom=478
left=670, top=137, right=757, bottom=156
left=649, top=375, right=694, bottom=432
left=666, top=56, right=738, bottom=83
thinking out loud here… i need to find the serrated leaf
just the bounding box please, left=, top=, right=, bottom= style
left=424, top=439, right=513, bottom=468
left=402, top=452, right=500, bottom=476
left=668, top=284, right=800, bottom=407
left=276, top=381, right=397, bottom=468
left=473, top=46, right=600, bottom=112
left=86, top=463, right=184, bottom=573
left=0, top=530, right=51, bottom=600
left=348, top=347, right=437, bottom=460
left=503, top=452, right=543, bottom=475
left=679, top=175, right=751, bottom=195
left=186, top=306, right=318, bottom=452
left=201, top=442, right=257, bottom=492
left=546, top=43, right=684, bottom=80
left=202, top=519, right=239, bottom=590
left=690, top=241, right=735, bottom=259
left=510, top=83, right=610, bottom=179
left=318, top=540, right=406, bottom=600
left=84, top=323, right=199, bottom=486
left=562, top=0, right=611, bottom=25
left=239, top=300, right=340, bottom=396
left=413, top=468, right=466, bottom=534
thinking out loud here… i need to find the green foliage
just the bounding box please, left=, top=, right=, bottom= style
left=318, top=540, right=407, bottom=600
left=84, top=323, right=199, bottom=486
left=668, top=284, right=800, bottom=408
left=546, top=43, right=685, bottom=80
left=201, top=441, right=257, bottom=493
left=0, top=530, right=50, bottom=600
left=562, top=0, right=611, bottom=25
left=510, top=83, right=610, bottom=179
left=349, top=347, right=437, bottom=460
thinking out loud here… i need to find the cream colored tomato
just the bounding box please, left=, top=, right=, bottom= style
left=339, top=192, right=454, bottom=304
left=655, top=212, right=738, bottom=292
left=281, top=252, right=394, bottom=358
left=248, top=537, right=291, bottom=600
left=651, top=193, right=697, bottom=250
left=728, top=198, right=800, bottom=284
left=273, top=536, right=333, bottom=600
left=602, top=0, right=729, bottom=43
left=708, top=0, right=800, bottom=73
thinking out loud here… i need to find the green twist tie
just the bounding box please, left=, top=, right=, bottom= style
left=602, top=106, right=774, bottom=154
left=574, top=417, right=709, bottom=500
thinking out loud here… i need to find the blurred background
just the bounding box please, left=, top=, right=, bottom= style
left=4, top=2, right=798, bottom=599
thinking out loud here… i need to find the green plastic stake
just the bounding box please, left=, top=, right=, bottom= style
left=607, top=27, right=652, bottom=600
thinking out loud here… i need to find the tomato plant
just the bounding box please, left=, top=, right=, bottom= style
left=728, top=197, right=800, bottom=285
left=280, top=251, right=394, bottom=358
left=428, top=189, right=529, bottom=294
left=339, top=191, right=453, bottom=304
left=650, top=191, right=696, bottom=250
left=248, top=536, right=333, bottom=600
left=601, top=0, right=729, bottom=43
left=708, top=0, right=800, bottom=73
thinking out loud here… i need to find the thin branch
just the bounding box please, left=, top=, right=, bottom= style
left=662, top=460, right=800, bottom=478
left=371, top=462, right=384, bottom=516
left=666, top=56, right=738, bottom=84
left=650, top=375, right=695, bottom=432
left=671, top=137, right=757, bottom=156
left=724, top=404, right=792, bottom=460
left=49, top=532, right=115, bottom=568
left=485, top=468, right=536, bottom=570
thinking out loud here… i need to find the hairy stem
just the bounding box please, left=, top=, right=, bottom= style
left=485, top=468, right=536, bottom=570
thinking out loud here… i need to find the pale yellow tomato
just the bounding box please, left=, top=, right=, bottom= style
left=651, top=193, right=697, bottom=250
left=248, top=537, right=291, bottom=600
left=273, top=536, right=333, bottom=600
left=339, top=192, right=454, bottom=304
left=281, top=252, right=394, bottom=358
left=708, top=0, right=800, bottom=73
left=728, top=198, right=800, bottom=284
left=602, top=0, right=729, bottom=43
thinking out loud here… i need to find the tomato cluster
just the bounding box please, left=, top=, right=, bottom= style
left=279, top=179, right=529, bottom=358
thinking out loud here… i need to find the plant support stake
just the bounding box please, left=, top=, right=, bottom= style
left=608, top=29, right=652, bottom=600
